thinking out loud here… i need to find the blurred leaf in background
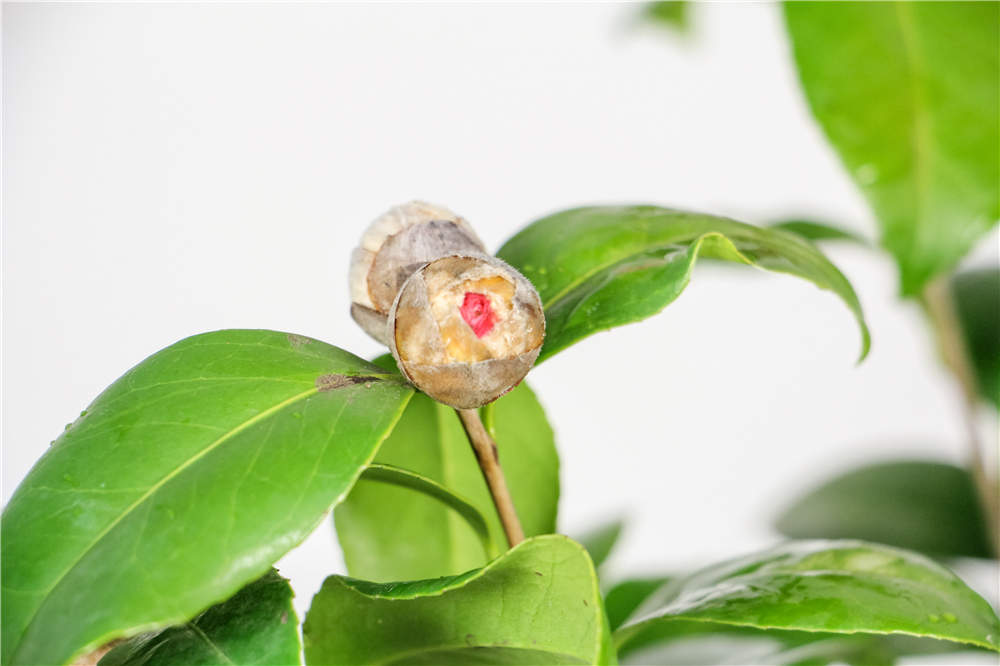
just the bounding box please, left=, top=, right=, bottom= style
left=775, top=460, right=994, bottom=560
left=953, top=267, right=1000, bottom=409
left=642, top=2, right=689, bottom=34
left=784, top=2, right=999, bottom=295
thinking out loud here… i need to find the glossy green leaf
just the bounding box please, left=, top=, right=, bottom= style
left=769, top=220, right=868, bottom=246
left=618, top=619, right=959, bottom=666
left=98, top=570, right=299, bottom=666
left=642, top=2, right=689, bottom=33
left=784, top=2, right=999, bottom=295
left=357, top=464, right=498, bottom=561
left=615, top=540, right=1000, bottom=653
left=1, top=330, right=413, bottom=666
left=953, top=268, right=1000, bottom=409
left=775, top=460, right=993, bottom=559
left=497, top=206, right=870, bottom=363
left=335, top=376, right=558, bottom=582
left=303, top=535, right=615, bottom=665
left=576, top=518, right=625, bottom=570
left=605, top=578, right=671, bottom=632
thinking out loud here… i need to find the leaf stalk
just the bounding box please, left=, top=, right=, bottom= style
left=456, top=408, right=525, bottom=548
left=922, top=276, right=999, bottom=556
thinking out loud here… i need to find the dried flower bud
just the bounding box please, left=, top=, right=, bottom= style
left=350, top=201, right=485, bottom=344
left=389, top=255, right=545, bottom=409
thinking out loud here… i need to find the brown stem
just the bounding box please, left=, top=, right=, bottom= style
left=456, top=408, right=525, bottom=548
left=922, top=277, right=999, bottom=556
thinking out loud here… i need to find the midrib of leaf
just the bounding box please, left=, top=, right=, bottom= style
left=623, top=613, right=994, bottom=652
left=894, top=1, right=931, bottom=261
left=187, top=621, right=236, bottom=666
left=11, top=384, right=319, bottom=659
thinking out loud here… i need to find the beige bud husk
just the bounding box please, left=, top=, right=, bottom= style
left=389, top=255, right=545, bottom=409
left=349, top=201, right=485, bottom=344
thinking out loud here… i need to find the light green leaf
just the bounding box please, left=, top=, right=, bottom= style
left=615, top=540, right=1000, bottom=654
left=358, top=464, right=498, bottom=561
left=775, top=460, right=993, bottom=559
left=953, top=268, right=1000, bottom=409
left=576, top=518, right=625, bottom=570
left=497, top=206, right=870, bottom=363
left=98, top=570, right=299, bottom=666
left=303, top=535, right=615, bottom=665
left=769, top=220, right=868, bottom=246
left=335, top=376, right=558, bottom=581
left=1, top=330, right=413, bottom=666
left=784, top=2, right=999, bottom=295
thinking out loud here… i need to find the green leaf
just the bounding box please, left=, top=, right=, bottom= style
left=617, top=619, right=960, bottom=666
left=335, top=378, right=558, bottom=581
left=357, top=464, right=498, bottom=561
left=614, top=540, right=1000, bottom=654
left=604, top=578, right=671, bottom=632
left=576, top=518, right=625, bottom=570
left=775, top=460, right=993, bottom=559
left=642, top=2, right=689, bottom=33
left=97, top=570, right=299, bottom=666
left=953, top=268, right=1000, bottom=409
left=497, top=206, right=870, bottom=363
left=784, top=2, right=1000, bottom=295
left=303, top=535, right=615, bottom=665
left=768, top=220, right=868, bottom=246
left=1, top=330, right=413, bottom=666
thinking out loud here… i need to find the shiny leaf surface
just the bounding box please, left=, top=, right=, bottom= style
left=303, top=535, right=615, bottom=665
left=784, top=2, right=999, bottom=295
left=497, top=206, right=870, bottom=363
left=775, top=461, right=993, bottom=559
left=953, top=268, right=1000, bottom=409
left=1, top=330, right=413, bottom=666
left=618, top=619, right=959, bottom=666
left=98, top=570, right=299, bottom=666
left=335, top=375, right=558, bottom=581
left=615, top=540, right=1000, bottom=652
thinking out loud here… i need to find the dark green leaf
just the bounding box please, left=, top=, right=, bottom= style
left=615, top=540, right=1000, bottom=653
left=775, top=460, right=993, bottom=559
left=953, top=268, right=1000, bottom=409
left=497, top=206, right=870, bottom=364
left=784, top=2, right=999, bottom=295
left=576, top=518, right=625, bottom=570
left=769, top=220, right=868, bottom=245
left=98, top=570, right=299, bottom=666
left=605, top=578, right=671, bottom=632
left=642, top=2, right=689, bottom=33
left=357, top=463, right=498, bottom=561
left=335, top=380, right=558, bottom=581
left=303, top=535, right=615, bottom=665
left=1, top=330, right=413, bottom=666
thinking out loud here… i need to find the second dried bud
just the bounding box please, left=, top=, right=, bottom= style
left=389, top=254, right=545, bottom=409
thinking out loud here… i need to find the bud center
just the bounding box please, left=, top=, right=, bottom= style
left=460, top=292, right=495, bottom=338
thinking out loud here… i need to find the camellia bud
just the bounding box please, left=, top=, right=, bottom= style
left=388, top=254, right=545, bottom=409
left=349, top=201, right=485, bottom=345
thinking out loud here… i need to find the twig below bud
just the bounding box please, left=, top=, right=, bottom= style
left=456, top=408, right=525, bottom=548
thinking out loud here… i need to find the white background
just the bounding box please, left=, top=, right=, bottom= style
left=4, top=2, right=998, bottom=661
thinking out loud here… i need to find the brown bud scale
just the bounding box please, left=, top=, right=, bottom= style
left=389, top=255, right=544, bottom=409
